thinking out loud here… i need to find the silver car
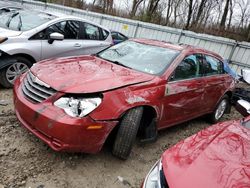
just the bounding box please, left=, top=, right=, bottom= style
left=0, top=7, right=112, bottom=87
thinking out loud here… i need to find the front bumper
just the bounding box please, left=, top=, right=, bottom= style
left=13, top=77, right=118, bottom=153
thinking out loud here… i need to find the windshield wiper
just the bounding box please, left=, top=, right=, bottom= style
left=111, top=60, right=132, bottom=69
left=96, top=55, right=132, bottom=69
left=6, top=11, right=19, bottom=28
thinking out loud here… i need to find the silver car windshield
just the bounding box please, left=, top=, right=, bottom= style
left=0, top=9, right=56, bottom=31
left=98, top=41, right=180, bottom=75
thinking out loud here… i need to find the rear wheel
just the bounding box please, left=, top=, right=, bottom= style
left=0, top=57, right=31, bottom=88
left=112, top=107, right=143, bottom=160
left=209, top=95, right=229, bottom=123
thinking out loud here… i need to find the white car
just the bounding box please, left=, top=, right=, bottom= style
left=0, top=6, right=112, bottom=87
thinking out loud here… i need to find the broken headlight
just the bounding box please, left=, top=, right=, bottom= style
left=54, top=97, right=102, bottom=118
left=143, top=160, right=162, bottom=188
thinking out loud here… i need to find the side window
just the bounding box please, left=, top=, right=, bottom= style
left=29, top=30, right=46, bottom=40
left=30, top=21, right=80, bottom=40
left=83, top=23, right=101, bottom=40
left=111, top=32, right=119, bottom=40
left=45, top=20, right=79, bottom=39
left=204, top=55, right=224, bottom=75
left=102, top=29, right=109, bottom=40
left=118, top=33, right=127, bottom=40
left=170, top=54, right=201, bottom=81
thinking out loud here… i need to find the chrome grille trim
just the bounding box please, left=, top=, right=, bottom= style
left=21, top=72, right=56, bottom=103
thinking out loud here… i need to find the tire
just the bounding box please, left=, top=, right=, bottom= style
left=208, top=95, right=229, bottom=123
left=112, top=107, right=144, bottom=160
left=0, top=56, right=32, bottom=88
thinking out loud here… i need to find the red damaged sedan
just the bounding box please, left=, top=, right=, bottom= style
left=13, top=39, right=235, bottom=159
left=142, top=115, right=250, bottom=188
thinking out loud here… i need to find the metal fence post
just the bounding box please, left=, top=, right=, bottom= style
left=44, top=2, right=48, bottom=9
left=99, top=16, right=104, bottom=25
left=177, top=30, right=183, bottom=43
left=133, top=23, right=139, bottom=38
left=228, top=41, right=238, bottom=62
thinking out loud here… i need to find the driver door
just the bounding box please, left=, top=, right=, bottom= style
left=41, top=20, right=84, bottom=60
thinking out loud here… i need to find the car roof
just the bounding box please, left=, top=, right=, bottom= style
left=0, top=7, right=110, bottom=32
left=131, top=38, right=222, bottom=59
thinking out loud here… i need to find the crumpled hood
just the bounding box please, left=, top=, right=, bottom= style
left=162, top=120, right=250, bottom=188
left=31, top=56, right=155, bottom=93
left=0, top=27, right=22, bottom=37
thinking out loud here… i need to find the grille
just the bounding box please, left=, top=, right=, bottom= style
left=21, top=72, right=56, bottom=103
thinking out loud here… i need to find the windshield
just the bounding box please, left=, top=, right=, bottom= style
left=0, top=9, right=56, bottom=31
left=98, top=40, right=180, bottom=75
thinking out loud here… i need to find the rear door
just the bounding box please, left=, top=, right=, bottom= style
left=202, top=55, right=229, bottom=111
left=161, top=54, right=205, bottom=128
left=80, top=22, right=111, bottom=55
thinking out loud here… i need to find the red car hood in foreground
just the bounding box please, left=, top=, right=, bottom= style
left=30, top=56, right=154, bottom=93
left=162, top=120, right=250, bottom=188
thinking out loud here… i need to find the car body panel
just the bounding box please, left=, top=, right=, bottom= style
left=162, top=120, right=250, bottom=188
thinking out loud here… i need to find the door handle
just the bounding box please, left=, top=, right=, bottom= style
left=74, top=43, right=81, bottom=47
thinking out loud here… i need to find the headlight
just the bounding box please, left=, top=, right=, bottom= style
left=0, top=37, right=8, bottom=44
left=143, top=160, right=162, bottom=188
left=54, top=97, right=102, bottom=118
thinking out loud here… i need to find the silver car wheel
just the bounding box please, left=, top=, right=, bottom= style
left=6, top=62, right=29, bottom=84
left=215, top=99, right=227, bottom=120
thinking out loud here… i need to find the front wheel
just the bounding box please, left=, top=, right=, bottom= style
left=0, top=57, right=31, bottom=88
left=112, top=107, right=143, bottom=160
left=209, top=95, right=229, bottom=123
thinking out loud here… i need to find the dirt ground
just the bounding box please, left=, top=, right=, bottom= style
left=0, top=87, right=243, bottom=188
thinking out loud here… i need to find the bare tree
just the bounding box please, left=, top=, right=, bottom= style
left=144, top=0, right=161, bottom=22
left=237, top=0, right=250, bottom=28
left=164, top=0, right=174, bottom=25
left=130, top=0, right=145, bottom=17
left=191, top=0, right=208, bottom=28
left=227, top=0, right=233, bottom=29
left=220, top=0, right=230, bottom=29
left=185, top=0, right=193, bottom=29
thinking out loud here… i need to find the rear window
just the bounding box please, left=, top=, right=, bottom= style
left=0, top=9, right=56, bottom=31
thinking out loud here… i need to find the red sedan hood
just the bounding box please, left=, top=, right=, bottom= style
left=31, top=56, right=154, bottom=93
left=162, top=120, right=250, bottom=188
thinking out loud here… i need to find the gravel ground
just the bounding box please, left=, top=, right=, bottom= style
left=0, top=87, right=243, bottom=188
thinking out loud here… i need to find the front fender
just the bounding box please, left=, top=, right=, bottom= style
left=0, top=55, right=17, bottom=69
left=90, top=84, right=164, bottom=121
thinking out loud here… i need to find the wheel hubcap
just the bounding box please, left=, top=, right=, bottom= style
left=6, top=62, right=29, bottom=84
left=215, top=99, right=227, bottom=120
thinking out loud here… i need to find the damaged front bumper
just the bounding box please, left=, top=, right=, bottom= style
left=13, top=77, right=118, bottom=153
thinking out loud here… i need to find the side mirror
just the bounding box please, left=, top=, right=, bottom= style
left=241, top=69, right=250, bottom=84
left=48, top=32, right=64, bottom=44
left=235, top=99, right=250, bottom=117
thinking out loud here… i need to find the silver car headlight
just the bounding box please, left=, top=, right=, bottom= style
left=143, top=159, right=162, bottom=188
left=54, top=97, right=102, bottom=118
